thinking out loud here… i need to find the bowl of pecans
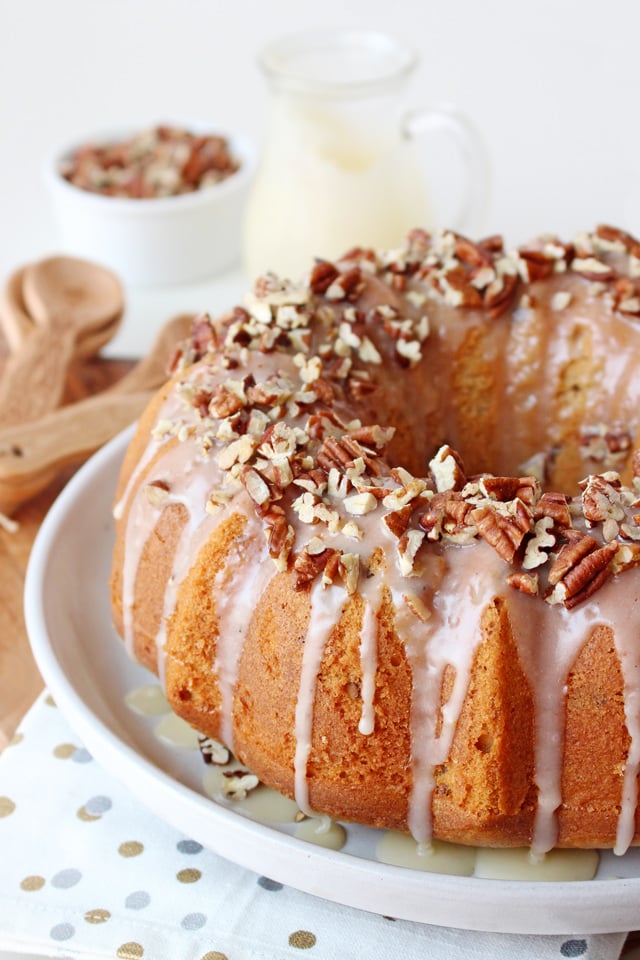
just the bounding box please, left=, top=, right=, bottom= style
left=45, top=123, right=255, bottom=287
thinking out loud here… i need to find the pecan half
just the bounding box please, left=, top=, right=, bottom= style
left=467, top=504, right=530, bottom=563
left=547, top=533, right=599, bottom=586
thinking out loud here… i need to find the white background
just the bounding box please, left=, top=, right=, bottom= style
left=1, top=0, right=639, bottom=351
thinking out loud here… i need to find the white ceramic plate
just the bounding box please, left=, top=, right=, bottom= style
left=24, top=428, right=640, bottom=935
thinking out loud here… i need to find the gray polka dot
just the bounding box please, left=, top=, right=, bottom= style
left=72, top=748, right=93, bottom=763
left=51, top=869, right=82, bottom=889
left=50, top=922, right=75, bottom=941
left=177, top=839, right=203, bottom=855
left=181, top=912, right=207, bottom=930
left=125, top=890, right=151, bottom=910
left=561, top=941, right=587, bottom=958
left=85, top=795, right=112, bottom=815
left=258, top=876, right=283, bottom=891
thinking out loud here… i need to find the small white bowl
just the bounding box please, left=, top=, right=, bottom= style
left=44, top=125, right=255, bottom=288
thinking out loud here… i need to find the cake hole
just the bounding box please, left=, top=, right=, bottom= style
left=346, top=682, right=360, bottom=700
left=177, top=688, right=192, bottom=702
left=475, top=733, right=494, bottom=754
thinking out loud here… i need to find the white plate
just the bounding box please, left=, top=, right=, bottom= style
left=24, top=428, right=640, bottom=935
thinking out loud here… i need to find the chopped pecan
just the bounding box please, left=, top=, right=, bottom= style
left=190, top=312, right=219, bottom=359
left=317, top=436, right=355, bottom=473
left=518, top=249, right=556, bottom=282
left=454, top=234, right=493, bottom=268
left=397, top=529, right=425, bottom=576
left=483, top=272, right=519, bottom=317
left=310, top=260, right=339, bottom=295
left=339, top=553, right=360, bottom=593
left=506, top=571, right=540, bottom=596
left=293, top=545, right=338, bottom=590
left=467, top=504, right=530, bottom=563
left=325, top=267, right=364, bottom=302
left=440, top=268, right=483, bottom=307
left=348, top=424, right=395, bottom=450
left=534, top=491, right=572, bottom=528
left=241, top=466, right=272, bottom=507
left=523, top=516, right=556, bottom=569
left=571, top=256, right=616, bottom=281
left=144, top=479, right=170, bottom=507
left=479, top=234, right=504, bottom=254
left=429, top=445, right=466, bottom=492
left=419, top=491, right=471, bottom=541
left=479, top=475, right=539, bottom=504
left=264, top=510, right=295, bottom=570
left=383, top=503, right=414, bottom=538
left=580, top=474, right=625, bottom=525
left=579, top=424, right=633, bottom=464
left=594, top=224, right=635, bottom=251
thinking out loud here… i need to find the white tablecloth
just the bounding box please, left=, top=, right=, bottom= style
left=0, top=693, right=628, bottom=960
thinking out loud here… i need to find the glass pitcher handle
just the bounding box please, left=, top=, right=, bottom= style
left=402, top=103, right=491, bottom=237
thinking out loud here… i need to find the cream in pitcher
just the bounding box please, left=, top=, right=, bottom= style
left=244, top=29, right=490, bottom=280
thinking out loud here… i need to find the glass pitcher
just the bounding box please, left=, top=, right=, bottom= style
left=243, top=29, right=490, bottom=281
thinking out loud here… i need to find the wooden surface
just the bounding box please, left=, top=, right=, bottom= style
left=0, top=340, right=133, bottom=750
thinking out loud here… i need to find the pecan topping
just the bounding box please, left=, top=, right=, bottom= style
left=548, top=541, right=618, bottom=609
left=294, top=545, right=338, bottom=590
left=310, top=260, right=340, bottom=295
left=580, top=473, right=625, bottom=525
left=429, top=445, right=466, bottom=492
left=506, top=572, right=540, bottom=596
left=468, top=503, right=530, bottom=563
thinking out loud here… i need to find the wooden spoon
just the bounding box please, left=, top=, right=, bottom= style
left=0, top=392, right=154, bottom=516
left=0, top=312, right=194, bottom=515
left=0, top=257, right=125, bottom=427
left=1, top=264, right=122, bottom=359
left=0, top=267, right=32, bottom=352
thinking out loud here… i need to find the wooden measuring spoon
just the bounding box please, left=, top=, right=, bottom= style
left=0, top=312, right=194, bottom=514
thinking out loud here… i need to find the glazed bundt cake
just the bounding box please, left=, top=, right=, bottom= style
left=111, top=225, right=640, bottom=856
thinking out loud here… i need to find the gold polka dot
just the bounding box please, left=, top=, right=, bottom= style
left=53, top=743, right=77, bottom=759
left=200, top=953, right=229, bottom=960
left=44, top=694, right=56, bottom=707
left=9, top=732, right=23, bottom=747
left=289, top=930, right=317, bottom=949
left=84, top=907, right=111, bottom=924
left=117, top=942, right=144, bottom=959
left=118, top=841, right=144, bottom=858
left=77, top=805, right=101, bottom=822
left=0, top=797, right=15, bottom=818
left=20, top=875, right=45, bottom=892
left=176, top=868, right=202, bottom=883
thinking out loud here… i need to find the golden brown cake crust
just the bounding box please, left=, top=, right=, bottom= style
left=111, top=226, right=640, bottom=852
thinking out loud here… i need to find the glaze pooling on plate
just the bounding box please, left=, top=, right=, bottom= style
left=23, top=428, right=640, bottom=933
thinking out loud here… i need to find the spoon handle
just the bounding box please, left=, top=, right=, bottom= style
left=0, top=326, right=75, bottom=427
left=0, top=390, right=153, bottom=515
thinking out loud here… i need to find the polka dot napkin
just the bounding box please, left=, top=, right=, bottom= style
left=0, top=693, right=628, bottom=960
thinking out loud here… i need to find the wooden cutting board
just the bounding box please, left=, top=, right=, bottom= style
left=0, top=335, right=133, bottom=750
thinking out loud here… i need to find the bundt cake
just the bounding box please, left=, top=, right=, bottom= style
left=110, top=225, right=640, bottom=856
